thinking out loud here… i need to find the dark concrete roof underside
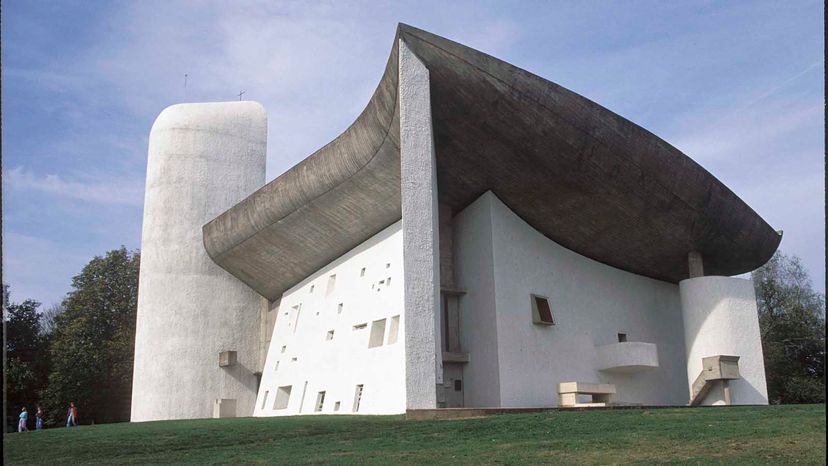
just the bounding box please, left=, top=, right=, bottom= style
left=203, top=24, right=781, bottom=301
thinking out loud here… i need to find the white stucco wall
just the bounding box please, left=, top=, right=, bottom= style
left=132, top=102, right=267, bottom=421
left=680, top=276, right=768, bottom=405
left=254, top=222, right=406, bottom=416
left=452, top=193, right=502, bottom=407
left=399, top=39, right=441, bottom=409
left=454, top=192, right=689, bottom=407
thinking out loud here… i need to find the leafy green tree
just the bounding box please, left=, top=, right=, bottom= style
left=753, top=251, right=825, bottom=404
left=3, top=286, right=49, bottom=431
left=40, top=247, right=140, bottom=425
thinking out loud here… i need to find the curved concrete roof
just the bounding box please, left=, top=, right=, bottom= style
left=203, top=24, right=781, bottom=301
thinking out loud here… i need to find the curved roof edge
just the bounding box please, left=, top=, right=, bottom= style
left=203, top=24, right=780, bottom=300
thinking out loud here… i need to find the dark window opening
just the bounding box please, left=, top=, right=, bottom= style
left=454, top=379, right=462, bottom=392
left=532, top=295, right=555, bottom=325
left=618, top=333, right=627, bottom=343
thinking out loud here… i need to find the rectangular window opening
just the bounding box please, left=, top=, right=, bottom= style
left=386, top=277, right=391, bottom=287
left=360, top=267, right=366, bottom=277
left=326, top=330, right=335, bottom=341
left=454, top=380, right=462, bottom=392
left=337, top=303, right=343, bottom=314
left=387, top=315, right=400, bottom=345
left=315, top=391, right=326, bottom=412
left=353, top=384, right=364, bottom=412
left=334, top=401, right=341, bottom=411
left=618, top=333, right=627, bottom=343
left=275, top=361, right=280, bottom=371
left=368, top=318, right=387, bottom=348
left=531, top=294, right=555, bottom=326
left=281, top=345, right=287, bottom=353
left=353, top=323, right=367, bottom=331
left=261, top=391, right=269, bottom=410
left=326, top=274, right=337, bottom=296
left=274, top=385, right=292, bottom=410
left=309, top=284, right=315, bottom=293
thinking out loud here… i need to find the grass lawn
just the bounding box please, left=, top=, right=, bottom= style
left=3, top=404, right=825, bottom=465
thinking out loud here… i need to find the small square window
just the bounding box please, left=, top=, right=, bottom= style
left=454, top=380, right=462, bottom=392
left=618, top=333, right=627, bottom=343
left=326, top=330, right=335, bottom=341
left=309, top=285, right=315, bottom=293
left=531, top=294, right=555, bottom=326
left=334, top=401, right=341, bottom=411
left=338, top=303, right=343, bottom=314
left=274, top=385, right=291, bottom=410
left=360, top=268, right=366, bottom=277
left=281, top=345, right=287, bottom=353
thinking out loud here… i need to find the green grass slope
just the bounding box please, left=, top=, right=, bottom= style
left=3, top=405, right=825, bottom=465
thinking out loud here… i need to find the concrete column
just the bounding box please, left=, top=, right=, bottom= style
left=399, top=38, right=441, bottom=409
left=688, top=251, right=704, bottom=278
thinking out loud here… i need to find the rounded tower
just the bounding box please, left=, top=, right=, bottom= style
left=680, top=276, right=769, bottom=406
left=131, top=101, right=267, bottom=421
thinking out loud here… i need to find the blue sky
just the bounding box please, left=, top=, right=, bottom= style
left=2, top=0, right=824, bottom=307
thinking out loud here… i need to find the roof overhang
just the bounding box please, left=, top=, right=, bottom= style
left=203, top=24, right=781, bottom=301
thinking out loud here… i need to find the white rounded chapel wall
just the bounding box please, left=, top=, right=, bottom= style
left=131, top=102, right=266, bottom=421
left=680, top=276, right=768, bottom=406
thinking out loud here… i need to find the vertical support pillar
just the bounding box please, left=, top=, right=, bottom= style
left=399, top=38, right=441, bottom=409
left=688, top=251, right=704, bottom=278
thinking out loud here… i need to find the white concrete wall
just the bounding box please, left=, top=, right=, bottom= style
left=132, top=102, right=267, bottom=421
left=399, top=39, right=441, bottom=409
left=454, top=192, right=689, bottom=407
left=254, top=222, right=406, bottom=416
left=452, top=193, right=502, bottom=407
left=680, top=276, right=769, bottom=405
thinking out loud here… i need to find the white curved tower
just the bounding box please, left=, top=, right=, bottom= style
left=680, top=276, right=769, bottom=405
left=131, top=101, right=267, bottom=421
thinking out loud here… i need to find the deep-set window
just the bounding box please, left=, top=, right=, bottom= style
left=315, top=391, right=326, bottom=412
left=273, top=385, right=291, bottom=410
left=618, top=333, right=627, bottom=343
left=531, top=294, right=555, bottom=326
left=368, top=319, right=387, bottom=348
left=353, top=384, right=364, bottom=412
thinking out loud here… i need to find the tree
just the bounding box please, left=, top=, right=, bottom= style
left=40, top=247, right=140, bottom=425
left=39, top=303, right=64, bottom=336
left=752, top=251, right=825, bottom=404
left=3, top=286, right=49, bottom=431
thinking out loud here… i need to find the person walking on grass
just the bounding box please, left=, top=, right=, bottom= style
left=66, top=402, right=77, bottom=427
left=18, top=407, right=28, bottom=432
left=36, top=406, right=44, bottom=430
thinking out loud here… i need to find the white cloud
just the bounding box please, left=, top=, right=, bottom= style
left=4, top=166, right=144, bottom=207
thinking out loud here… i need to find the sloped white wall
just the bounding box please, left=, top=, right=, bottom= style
left=254, top=222, right=406, bottom=416
left=454, top=192, right=690, bottom=407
